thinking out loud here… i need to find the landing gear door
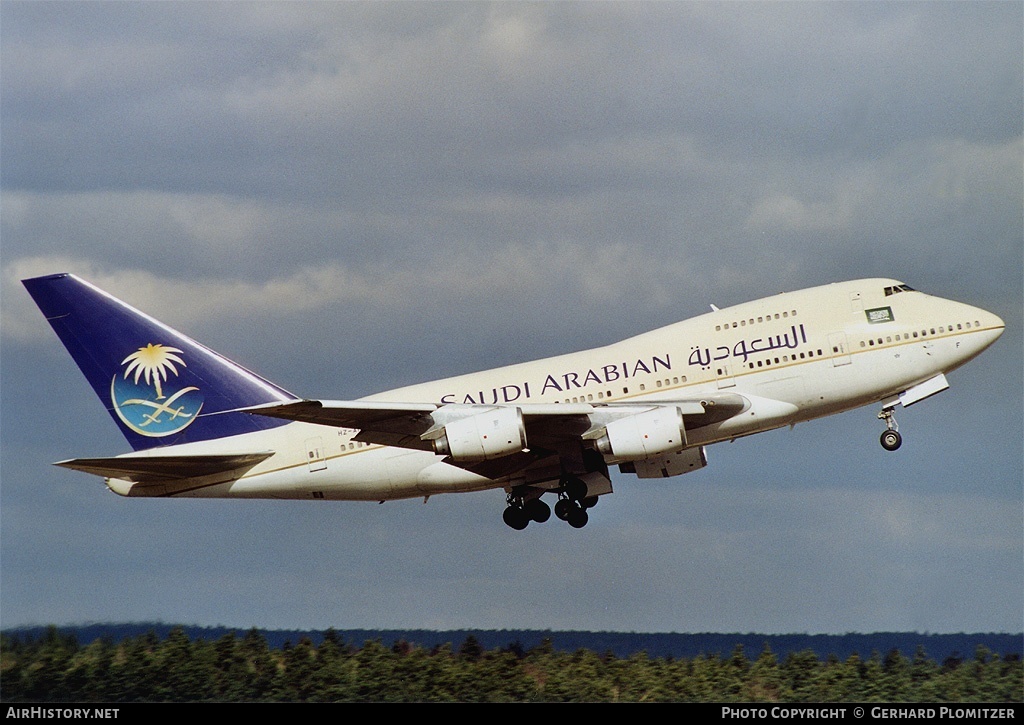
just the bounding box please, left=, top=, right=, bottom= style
left=828, top=332, right=851, bottom=367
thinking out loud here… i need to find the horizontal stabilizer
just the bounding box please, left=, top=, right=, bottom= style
left=55, top=452, right=275, bottom=484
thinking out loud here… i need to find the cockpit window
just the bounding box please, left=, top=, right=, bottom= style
left=884, top=284, right=917, bottom=296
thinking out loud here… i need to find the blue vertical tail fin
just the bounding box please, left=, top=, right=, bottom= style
left=23, top=273, right=296, bottom=451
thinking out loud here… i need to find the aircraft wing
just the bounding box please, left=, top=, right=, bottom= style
left=245, top=394, right=747, bottom=478
left=246, top=397, right=745, bottom=433
left=242, top=399, right=440, bottom=427
left=243, top=400, right=441, bottom=451
left=56, top=452, right=275, bottom=484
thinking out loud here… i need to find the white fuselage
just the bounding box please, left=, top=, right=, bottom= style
left=109, top=279, right=1004, bottom=501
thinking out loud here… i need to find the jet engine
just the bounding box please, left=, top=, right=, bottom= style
left=430, top=407, right=527, bottom=461
left=594, top=406, right=686, bottom=460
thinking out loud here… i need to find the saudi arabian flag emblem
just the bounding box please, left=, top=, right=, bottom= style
left=110, top=343, right=204, bottom=437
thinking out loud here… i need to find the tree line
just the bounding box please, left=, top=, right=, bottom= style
left=1, top=626, right=1020, bottom=702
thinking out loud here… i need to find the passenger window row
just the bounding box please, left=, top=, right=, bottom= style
left=744, top=348, right=824, bottom=370
left=715, top=309, right=798, bottom=332
left=858, top=320, right=983, bottom=348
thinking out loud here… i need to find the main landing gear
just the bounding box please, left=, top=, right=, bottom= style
left=553, top=493, right=597, bottom=530
left=877, top=407, right=902, bottom=451
left=502, top=495, right=550, bottom=531
left=502, top=477, right=599, bottom=530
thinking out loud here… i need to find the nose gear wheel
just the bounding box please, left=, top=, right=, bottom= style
left=877, top=407, right=902, bottom=451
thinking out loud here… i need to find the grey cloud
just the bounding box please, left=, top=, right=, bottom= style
left=4, top=3, right=1019, bottom=201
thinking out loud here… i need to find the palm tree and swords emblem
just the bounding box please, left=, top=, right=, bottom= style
left=110, top=343, right=204, bottom=436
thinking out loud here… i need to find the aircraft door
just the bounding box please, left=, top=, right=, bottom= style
left=828, top=332, right=851, bottom=367
left=716, top=363, right=736, bottom=389
left=305, top=437, right=327, bottom=472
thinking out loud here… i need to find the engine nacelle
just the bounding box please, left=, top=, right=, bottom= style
left=594, top=406, right=686, bottom=460
left=431, top=407, right=527, bottom=461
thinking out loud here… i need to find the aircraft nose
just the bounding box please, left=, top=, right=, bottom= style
left=991, top=312, right=1005, bottom=335
left=981, top=306, right=1005, bottom=334
left=972, top=307, right=1005, bottom=349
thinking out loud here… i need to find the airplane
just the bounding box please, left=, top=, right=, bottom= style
left=22, top=273, right=1004, bottom=530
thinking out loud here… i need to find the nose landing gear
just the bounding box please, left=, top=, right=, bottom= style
left=877, top=407, right=902, bottom=451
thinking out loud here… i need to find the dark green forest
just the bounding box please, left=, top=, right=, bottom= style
left=2, top=626, right=1020, bottom=702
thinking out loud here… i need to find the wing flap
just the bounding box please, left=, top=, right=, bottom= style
left=55, top=452, right=275, bottom=484
left=247, top=399, right=440, bottom=451
left=244, top=399, right=438, bottom=429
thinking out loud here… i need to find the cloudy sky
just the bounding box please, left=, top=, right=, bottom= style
left=2, top=1, right=1021, bottom=636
